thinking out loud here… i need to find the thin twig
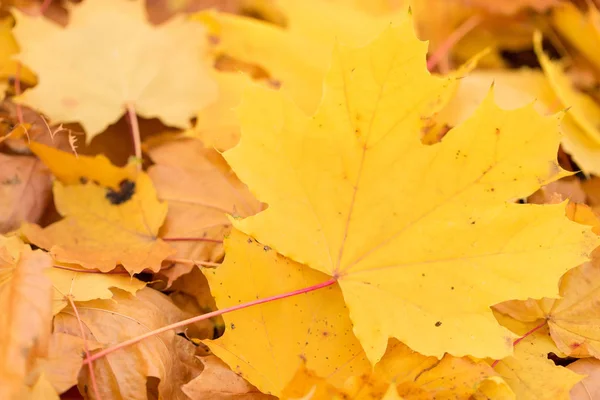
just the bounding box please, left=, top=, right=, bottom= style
left=126, top=103, right=142, bottom=171
left=84, top=278, right=337, bottom=364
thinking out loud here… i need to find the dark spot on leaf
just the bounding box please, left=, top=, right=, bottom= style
left=79, top=176, right=88, bottom=184
left=1, top=175, right=20, bottom=185
left=247, top=238, right=252, bottom=243
left=106, top=179, right=135, bottom=205
left=230, top=323, right=236, bottom=330
left=435, top=321, right=442, bottom=327
left=263, top=245, right=271, bottom=252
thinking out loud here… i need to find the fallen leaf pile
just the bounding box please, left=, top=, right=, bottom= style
left=6, top=0, right=600, bottom=399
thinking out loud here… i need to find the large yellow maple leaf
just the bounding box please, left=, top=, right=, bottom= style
left=224, top=21, right=598, bottom=363
left=12, top=0, right=217, bottom=141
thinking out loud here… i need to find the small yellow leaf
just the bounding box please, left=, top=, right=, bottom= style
left=494, top=328, right=583, bottom=400
left=13, top=0, right=217, bottom=140
left=47, top=267, right=146, bottom=315
left=29, top=141, right=136, bottom=189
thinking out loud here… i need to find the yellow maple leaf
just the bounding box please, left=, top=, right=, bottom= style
left=195, top=0, right=403, bottom=115
left=494, top=204, right=600, bottom=358
left=203, top=229, right=370, bottom=396
left=22, top=143, right=175, bottom=273
left=224, top=21, right=598, bottom=363
left=493, top=325, right=582, bottom=400
left=12, top=0, right=217, bottom=141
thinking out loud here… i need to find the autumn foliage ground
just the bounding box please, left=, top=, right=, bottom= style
left=5, top=0, right=600, bottom=399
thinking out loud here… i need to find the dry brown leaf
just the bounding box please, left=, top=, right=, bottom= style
left=0, top=154, right=51, bottom=233
left=529, top=178, right=587, bottom=205
left=38, top=332, right=101, bottom=394
left=54, top=287, right=202, bottom=400
left=167, top=266, right=222, bottom=340
left=0, top=236, right=53, bottom=399
left=568, top=358, right=600, bottom=399
left=182, top=355, right=275, bottom=400
left=462, top=0, right=560, bottom=15
left=148, top=138, right=261, bottom=284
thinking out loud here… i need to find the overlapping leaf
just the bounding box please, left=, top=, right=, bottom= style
left=148, top=137, right=261, bottom=282
left=54, top=288, right=202, bottom=400
left=22, top=143, right=175, bottom=273
left=12, top=0, right=217, bottom=140
left=223, top=20, right=597, bottom=364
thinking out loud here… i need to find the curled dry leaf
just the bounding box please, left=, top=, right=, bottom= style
left=182, top=355, right=275, bottom=400
left=167, top=266, right=222, bottom=340
left=54, top=287, right=203, bottom=400
left=568, top=358, right=600, bottom=400
left=12, top=0, right=217, bottom=141
left=0, top=153, right=51, bottom=233
left=148, top=138, right=261, bottom=284
left=0, top=235, right=54, bottom=399
left=22, top=143, right=175, bottom=273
